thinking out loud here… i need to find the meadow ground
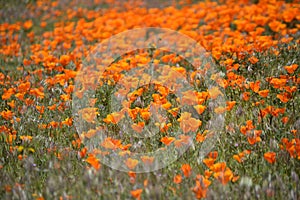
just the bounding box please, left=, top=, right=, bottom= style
left=0, top=0, right=299, bottom=199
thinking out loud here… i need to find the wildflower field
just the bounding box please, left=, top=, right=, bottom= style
left=0, top=0, right=299, bottom=199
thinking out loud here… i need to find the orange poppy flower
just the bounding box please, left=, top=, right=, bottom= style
left=264, top=152, right=276, bottom=164
left=194, top=105, right=206, bottom=115
left=233, top=150, right=251, bottom=163
left=247, top=130, right=262, bottom=145
left=60, top=55, right=71, bottom=66
left=242, top=92, right=250, bottom=101
left=181, top=163, right=192, bottom=177
left=141, top=156, right=154, bottom=165
left=128, top=171, right=136, bottom=184
left=202, top=158, right=215, bottom=168
left=29, top=88, right=45, bottom=99
left=18, top=82, right=31, bottom=93
left=214, top=106, right=227, bottom=114
left=23, top=20, right=33, bottom=30
left=192, top=175, right=211, bottom=199
left=258, top=90, right=269, bottom=98
left=101, top=137, right=121, bottom=150
left=161, top=136, right=175, bottom=146
left=213, top=167, right=233, bottom=185
left=277, top=92, right=290, bottom=103
left=284, top=64, right=298, bottom=74
left=249, top=56, right=259, bottom=64
left=168, top=107, right=179, bottom=117
left=181, top=90, right=198, bottom=105
left=130, top=189, right=143, bottom=200
left=86, top=154, right=101, bottom=170
left=7, top=100, right=15, bottom=109
left=157, top=122, right=171, bottom=133
left=249, top=81, right=260, bottom=93
left=269, top=20, right=286, bottom=32
left=269, top=78, right=287, bottom=89
left=125, top=158, right=139, bottom=170
left=178, top=112, right=202, bottom=133
left=79, top=107, right=98, bottom=123
left=208, top=86, right=223, bottom=99
left=210, top=162, right=227, bottom=173
left=20, top=135, right=33, bottom=142
left=140, top=110, right=151, bottom=121
left=204, top=170, right=213, bottom=179
left=2, top=88, right=15, bottom=100
left=208, top=151, right=218, bottom=159
left=196, top=132, right=206, bottom=143
left=131, top=122, right=145, bottom=133
left=1, top=110, right=13, bottom=120
left=173, top=174, right=182, bottom=184
left=281, top=116, right=289, bottom=124
left=103, top=112, right=124, bottom=124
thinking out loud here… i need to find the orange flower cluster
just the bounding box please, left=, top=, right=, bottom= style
left=0, top=0, right=299, bottom=199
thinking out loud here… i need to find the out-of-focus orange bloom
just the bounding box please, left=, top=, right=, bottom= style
left=240, top=120, right=255, bottom=135
left=194, top=105, right=206, bottom=115
left=125, top=158, right=139, bottom=170
left=18, top=82, right=31, bottom=93
left=284, top=64, right=298, bottom=74
left=181, top=90, right=198, bottom=105
left=247, top=130, right=262, bottom=145
left=141, top=156, right=154, bottom=165
left=192, top=175, right=211, bottom=199
left=104, top=112, right=124, bottom=124
left=29, top=88, right=45, bottom=99
left=86, top=154, right=101, bottom=170
left=79, top=107, right=98, bottom=123
left=226, top=101, right=236, bottom=111
left=196, top=132, right=206, bottom=143
left=178, top=112, right=202, bottom=133
left=130, top=189, right=143, bottom=200
left=208, top=86, right=223, bottom=99
left=277, top=92, right=290, bottom=103
left=174, top=135, right=191, bottom=148
left=249, top=81, right=260, bottom=93
left=174, top=174, right=182, bottom=184
left=213, top=167, right=233, bottom=185
left=101, top=137, right=121, bottom=150
left=269, top=20, right=286, bottom=32
left=181, top=163, right=192, bottom=177
left=131, top=122, right=145, bottom=133
left=258, top=90, right=269, bottom=98
left=214, top=106, right=227, bottom=114
left=59, top=55, right=71, bottom=66
left=264, top=152, right=276, bottom=164
left=2, top=88, right=15, bottom=100
left=161, top=136, right=175, bottom=146
left=233, top=150, right=251, bottom=163
left=269, top=78, right=287, bottom=89
left=23, top=20, right=33, bottom=30
left=249, top=56, right=259, bottom=64
left=20, top=135, right=33, bottom=142
left=203, top=158, right=215, bottom=168
left=242, top=92, right=250, bottom=101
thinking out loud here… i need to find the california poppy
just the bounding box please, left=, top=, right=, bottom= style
left=125, top=158, right=139, bottom=170
left=178, top=112, right=202, bottom=133
left=264, top=152, right=276, bottom=164
left=130, top=189, right=143, bottom=200
left=181, top=163, right=192, bottom=177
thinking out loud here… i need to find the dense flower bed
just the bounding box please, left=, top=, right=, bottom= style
left=0, top=0, right=299, bottom=199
